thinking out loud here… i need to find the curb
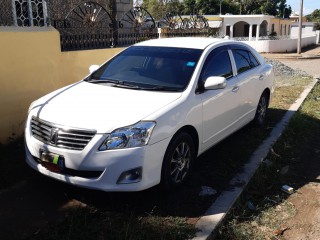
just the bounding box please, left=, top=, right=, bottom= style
left=192, top=78, right=319, bottom=240
left=261, top=55, right=320, bottom=60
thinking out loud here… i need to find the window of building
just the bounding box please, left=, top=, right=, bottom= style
left=280, top=24, right=283, bottom=35
left=12, top=0, right=47, bottom=26
left=284, top=24, right=287, bottom=35
left=271, top=23, right=275, bottom=34
left=226, top=26, right=231, bottom=37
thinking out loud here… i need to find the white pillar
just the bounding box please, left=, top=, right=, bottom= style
left=158, top=28, right=162, bottom=39
left=230, top=25, right=234, bottom=38
left=249, top=24, right=253, bottom=41
left=256, top=24, right=260, bottom=41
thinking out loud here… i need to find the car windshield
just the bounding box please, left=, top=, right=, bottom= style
left=88, top=46, right=203, bottom=91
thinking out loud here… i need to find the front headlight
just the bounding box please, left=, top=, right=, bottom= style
left=99, top=121, right=156, bottom=151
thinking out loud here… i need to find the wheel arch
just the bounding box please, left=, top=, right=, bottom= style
left=262, top=88, right=271, bottom=107
left=172, top=125, right=199, bottom=157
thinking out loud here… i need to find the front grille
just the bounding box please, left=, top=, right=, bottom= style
left=31, top=116, right=96, bottom=151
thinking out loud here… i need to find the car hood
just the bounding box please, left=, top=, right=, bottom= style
left=31, top=81, right=182, bottom=133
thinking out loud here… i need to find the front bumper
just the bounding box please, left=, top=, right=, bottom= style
left=25, top=126, right=170, bottom=192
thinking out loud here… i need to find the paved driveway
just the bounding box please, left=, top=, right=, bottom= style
left=278, top=59, right=320, bottom=78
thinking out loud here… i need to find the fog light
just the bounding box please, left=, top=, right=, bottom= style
left=117, top=167, right=142, bottom=184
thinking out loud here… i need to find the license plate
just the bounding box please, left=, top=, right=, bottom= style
left=40, top=151, right=65, bottom=173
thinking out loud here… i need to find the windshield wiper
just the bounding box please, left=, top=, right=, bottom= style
left=113, top=82, right=141, bottom=89
left=146, top=86, right=181, bottom=92
left=86, top=79, right=181, bottom=91
left=85, top=79, right=120, bottom=84
left=86, top=79, right=142, bottom=89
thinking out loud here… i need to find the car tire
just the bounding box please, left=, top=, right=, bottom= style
left=253, top=92, right=269, bottom=126
left=161, top=132, right=195, bottom=191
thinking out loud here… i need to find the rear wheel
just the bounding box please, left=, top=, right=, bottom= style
left=161, top=132, right=195, bottom=191
left=253, top=92, right=269, bottom=126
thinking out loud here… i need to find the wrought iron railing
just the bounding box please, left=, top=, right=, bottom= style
left=231, top=35, right=293, bottom=41
left=116, top=32, right=159, bottom=47
left=60, top=33, right=114, bottom=51
left=161, top=28, right=210, bottom=38
left=258, top=35, right=292, bottom=40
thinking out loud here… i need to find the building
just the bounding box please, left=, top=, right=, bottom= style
left=207, top=14, right=294, bottom=40
left=205, top=14, right=317, bottom=40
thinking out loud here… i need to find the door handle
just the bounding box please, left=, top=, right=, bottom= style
left=259, top=75, right=264, bottom=80
left=232, top=86, right=239, bottom=93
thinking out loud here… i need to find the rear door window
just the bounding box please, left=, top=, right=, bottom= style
left=232, top=49, right=260, bottom=74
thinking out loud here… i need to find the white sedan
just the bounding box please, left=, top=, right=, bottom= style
left=25, top=37, right=274, bottom=191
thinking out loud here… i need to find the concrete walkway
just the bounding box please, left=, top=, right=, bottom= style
left=262, top=44, right=320, bottom=79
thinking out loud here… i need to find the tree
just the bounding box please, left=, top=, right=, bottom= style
left=142, top=0, right=184, bottom=19
left=311, top=9, right=320, bottom=21
left=182, top=0, right=197, bottom=14
left=230, top=0, right=291, bottom=16
left=309, top=9, right=320, bottom=30
left=278, top=0, right=292, bottom=18
left=195, top=0, right=219, bottom=15
left=142, top=0, right=292, bottom=18
left=182, top=0, right=238, bottom=15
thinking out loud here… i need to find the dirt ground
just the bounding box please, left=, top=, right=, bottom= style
left=277, top=129, right=320, bottom=240
left=266, top=46, right=320, bottom=240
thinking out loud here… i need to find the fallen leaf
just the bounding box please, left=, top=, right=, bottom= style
left=274, top=227, right=290, bottom=236
left=271, top=148, right=281, bottom=158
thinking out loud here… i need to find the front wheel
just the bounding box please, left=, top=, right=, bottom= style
left=161, top=132, right=195, bottom=191
left=253, top=92, right=269, bottom=126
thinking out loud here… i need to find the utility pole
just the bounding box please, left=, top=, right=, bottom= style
left=297, top=0, right=303, bottom=54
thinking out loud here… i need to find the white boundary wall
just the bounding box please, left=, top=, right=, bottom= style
left=246, top=35, right=317, bottom=53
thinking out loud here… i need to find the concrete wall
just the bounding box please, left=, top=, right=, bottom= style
left=0, top=26, right=124, bottom=143
left=291, top=23, right=316, bottom=37
left=247, top=35, right=317, bottom=53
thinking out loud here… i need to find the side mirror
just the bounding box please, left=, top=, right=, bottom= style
left=89, top=65, right=100, bottom=74
left=204, top=76, right=227, bottom=90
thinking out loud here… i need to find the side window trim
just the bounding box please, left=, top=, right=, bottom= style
left=228, top=49, right=238, bottom=77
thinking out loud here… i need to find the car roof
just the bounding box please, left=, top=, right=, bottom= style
left=134, top=37, right=234, bottom=50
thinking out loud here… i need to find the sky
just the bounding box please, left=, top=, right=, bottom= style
left=286, top=0, right=320, bottom=15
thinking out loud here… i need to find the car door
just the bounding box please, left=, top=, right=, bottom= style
left=199, top=46, right=244, bottom=151
left=231, top=47, right=263, bottom=124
